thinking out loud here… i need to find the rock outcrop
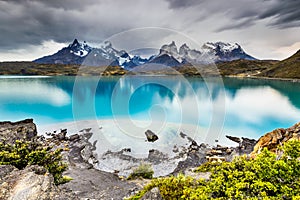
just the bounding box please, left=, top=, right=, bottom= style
left=252, top=122, right=300, bottom=154
left=0, top=165, right=75, bottom=200
left=226, top=135, right=257, bottom=154
left=0, top=119, right=37, bottom=144
left=0, top=119, right=141, bottom=199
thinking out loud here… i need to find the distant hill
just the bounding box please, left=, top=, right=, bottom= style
left=217, top=59, right=278, bottom=77
left=0, top=62, right=126, bottom=76
left=259, top=50, right=300, bottom=79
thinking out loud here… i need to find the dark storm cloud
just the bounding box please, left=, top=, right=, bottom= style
left=165, top=0, right=204, bottom=9
left=1, top=0, right=99, bottom=10
left=0, top=0, right=299, bottom=56
left=259, top=0, right=300, bottom=28
left=0, top=0, right=89, bottom=49
left=0, top=0, right=175, bottom=51
left=165, top=0, right=300, bottom=30
left=0, top=0, right=137, bottom=50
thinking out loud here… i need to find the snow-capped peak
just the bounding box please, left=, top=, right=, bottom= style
left=155, top=41, right=256, bottom=64
left=34, top=39, right=256, bottom=67
left=179, top=43, right=191, bottom=56
left=201, top=41, right=255, bottom=61
left=159, top=41, right=183, bottom=62
left=203, top=42, right=243, bottom=53
left=68, top=39, right=91, bottom=57
left=160, top=41, right=178, bottom=54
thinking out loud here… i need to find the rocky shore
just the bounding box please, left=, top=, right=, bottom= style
left=1, top=119, right=299, bottom=199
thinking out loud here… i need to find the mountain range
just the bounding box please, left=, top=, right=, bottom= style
left=1, top=44, right=299, bottom=78
left=34, top=39, right=256, bottom=69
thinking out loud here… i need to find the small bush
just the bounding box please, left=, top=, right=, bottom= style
left=127, top=163, right=154, bottom=180
left=0, top=140, right=68, bottom=185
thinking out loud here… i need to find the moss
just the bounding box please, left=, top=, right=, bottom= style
left=127, top=163, right=154, bottom=180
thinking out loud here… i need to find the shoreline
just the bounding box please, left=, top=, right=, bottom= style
left=7, top=118, right=300, bottom=199
left=38, top=118, right=251, bottom=177
left=1, top=73, right=300, bottom=83
left=225, top=74, right=300, bottom=82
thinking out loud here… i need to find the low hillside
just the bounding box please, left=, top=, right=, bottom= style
left=259, top=50, right=300, bottom=79
left=0, top=62, right=127, bottom=76
left=217, top=59, right=277, bottom=77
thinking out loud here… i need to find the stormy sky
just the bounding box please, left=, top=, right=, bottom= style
left=0, top=0, right=300, bottom=61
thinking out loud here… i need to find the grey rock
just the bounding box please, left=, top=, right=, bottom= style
left=0, top=165, right=77, bottom=200
left=226, top=135, right=241, bottom=143
left=141, top=187, right=163, bottom=200
left=0, top=119, right=37, bottom=144
left=145, top=130, right=158, bottom=142
left=68, top=134, right=80, bottom=142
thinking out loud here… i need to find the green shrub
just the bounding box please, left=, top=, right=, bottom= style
left=128, top=140, right=300, bottom=199
left=127, top=163, right=154, bottom=180
left=0, top=140, right=68, bottom=185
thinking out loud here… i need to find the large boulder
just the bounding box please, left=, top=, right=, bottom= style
left=0, top=165, right=76, bottom=200
left=0, top=119, right=37, bottom=144
left=252, top=122, right=300, bottom=154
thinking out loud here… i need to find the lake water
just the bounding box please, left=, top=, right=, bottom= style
left=1, top=75, right=300, bottom=141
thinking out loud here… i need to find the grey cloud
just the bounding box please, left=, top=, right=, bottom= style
left=1, top=0, right=99, bottom=10
left=215, top=18, right=255, bottom=32
left=0, top=0, right=299, bottom=61
left=0, top=0, right=136, bottom=50
left=165, top=0, right=300, bottom=30
left=0, top=0, right=203, bottom=51
left=165, top=0, right=204, bottom=9
left=259, top=0, right=300, bottom=28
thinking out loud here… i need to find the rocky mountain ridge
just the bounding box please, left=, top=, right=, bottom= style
left=34, top=39, right=256, bottom=69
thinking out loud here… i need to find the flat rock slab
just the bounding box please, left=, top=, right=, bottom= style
left=59, top=167, right=140, bottom=199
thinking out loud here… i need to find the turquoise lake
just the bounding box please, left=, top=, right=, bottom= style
left=1, top=75, right=300, bottom=140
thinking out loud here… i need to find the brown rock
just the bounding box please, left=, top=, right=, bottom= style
left=252, top=122, right=300, bottom=155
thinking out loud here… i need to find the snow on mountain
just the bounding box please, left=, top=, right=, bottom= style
left=34, top=39, right=93, bottom=65
left=202, top=42, right=256, bottom=61
left=35, top=39, right=134, bottom=67
left=69, top=39, right=91, bottom=57
left=34, top=39, right=256, bottom=68
left=87, top=41, right=132, bottom=67
left=154, top=41, right=256, bottom=66
left=203, top=42, right=240, bottom=52
left=159, top=41, right=182, bottom=62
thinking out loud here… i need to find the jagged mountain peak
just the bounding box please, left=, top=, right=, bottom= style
left=160, top=41, right=178, bottom=54
left=34, top=39, right=257, bottom=68
left=70, top=39, right=80, bottom=47
left=179, top=43, right=191, bottom=56
left=203, top=42, right=241, bottom=51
